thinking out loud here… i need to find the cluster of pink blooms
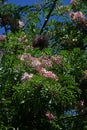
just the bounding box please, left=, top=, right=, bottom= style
left=30, top=57, right=42, bottom=68
left=40, top=59, right=52, bottom=67
left=76, top=100, right=84, bottom=112
left=45, top=111, right=55, bottom=120
left=70, top=0, right=76, bottom=5
left=0, top=35, right=6, bottom=40
left=21, top=72, right=34, bottom=82
left=79, top=100, right=84, bottom=106
left=18, top=20, right=24, bottom=28
left=37, top=67, right=58, bottom=80
left=20, top=53, right=41, bottom=67
left=57, top=5, right=64, bottom=9
left=19, top=53, right=33, bottom=61
left=69, top=11, right=86, bottom=25
left=19, top=53, right=61, bottom=80
left=20, top=53, right=62, bottom=68
left=39, top=56, right=53, bottom=68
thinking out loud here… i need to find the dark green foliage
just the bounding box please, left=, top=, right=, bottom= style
left=0, top=0, right=87, bottom=129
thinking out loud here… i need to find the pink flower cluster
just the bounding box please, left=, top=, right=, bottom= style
left=38, top=67, right=58, bottom=80
left=0, top=35, right=6, bottom=40
left=19, top=53, right=61, bottom=80
left=69, top=11, right=86, bottom=25
left=21, top=72, right=34, bottom=82
left=70, top=0, right=76, bottom=5
left=57, top=5, right=64, bottom=9
left=40, top=55, right=62, bottom=67
left=79, top=100, right=84, bottom=106
left=19, top=53, right=32, bottom=61
left=76, top=100, right=84, bottom=112
left=18, top=20, right=24, bottom=28
left=20, top=54, right=62, bottom=67
left=39, top=56, right=53, bottom=68
left=45, top=111, right=55, bottom=120
left=31, top=59, right=41, bottom=67
left=20, top=53, right=42, bottom=68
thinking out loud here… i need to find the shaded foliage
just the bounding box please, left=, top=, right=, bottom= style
left=0, top=0, right=87, bottom=130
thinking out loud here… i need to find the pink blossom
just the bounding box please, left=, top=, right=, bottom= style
left=21, top=72, right=34, bottom=82
left=57, top=5, right=64, bottom=9
left=38, top=67, right=46, bottom=73
left=70, top=0, right=76, bottom=5
left=80, top=100, right=84, bottom=106
left=19, top=54, right=59, bottom=80
left=20, top=53, right=33, bottom=61
left=40, top=59, right=52, bottom=67
left=45, top=111, right=55, bottom=120
left=43, top=71, right=58, bottom=80
left=19, top=54, right=42, bottom=67
left=38, top=67, right=58, bottom=80
left=19, top=20, right=24, bottom=28
left=31, top=59, right=41, bottom=67
left=69, top=11, right=86, bottom=24
left=20, top=54, right=29, bottom=61
left=0, top=35, right=6, bottom=40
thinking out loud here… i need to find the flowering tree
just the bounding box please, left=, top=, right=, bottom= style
left=0, top=0, right=87, bottom=130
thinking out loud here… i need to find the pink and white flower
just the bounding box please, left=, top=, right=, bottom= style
left=19, top=20, right=24, bottom=28
left=45, top=111, right=55, bottom=120
left=69, top=11, right=86, bottom=24
left=70, top=0, right=76, bottom=5
left=80, top=100, right=84, bottom=106
left=38, top=67, right=58, bottom=80
left=21, top=72, right=34, bottom=82
left=31, top=59, right=41, bottom=67
left=0, top=35, right=6, bottom=40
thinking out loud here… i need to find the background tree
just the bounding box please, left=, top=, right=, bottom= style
left=0, top=0, right=87, bottom=130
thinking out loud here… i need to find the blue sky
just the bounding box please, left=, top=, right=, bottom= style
left=7, top=0, right=42, bottom=6
left=0, top=0, right=70, bottom=34
left=7, top=0, right=70, bottom=6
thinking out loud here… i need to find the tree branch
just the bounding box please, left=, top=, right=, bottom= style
left=40, top=0, right=57, bottom=34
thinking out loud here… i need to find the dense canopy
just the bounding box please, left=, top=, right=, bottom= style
left=0, top=0, right=87, bottom=130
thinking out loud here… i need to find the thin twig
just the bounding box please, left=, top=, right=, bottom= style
left=40, top=0, right=57, bottom=34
